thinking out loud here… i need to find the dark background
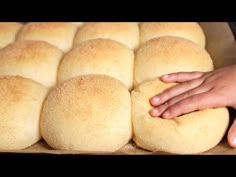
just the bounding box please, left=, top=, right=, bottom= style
left=229, top=22, right=236, bottom=39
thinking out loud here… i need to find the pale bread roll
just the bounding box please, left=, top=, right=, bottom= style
left=0, top=41, right=63, bottom=88
left=131, top=78, right=229, bottom=154
left=134, top=36, right=214, bottom=87
left=0, top=22, right=23, bottom=49
left=0, top=76, right=48, bottom=150
left=58, top=39, right=134, bottom=90
left=41, top=75, right=132, bottom=152
left=71, top=22, right=84, bottom=27
left=16, top=22, right=77, bottom=52
left=73, top=22, right=139, bottom=49
left=140, top=22, right=205, bottom=48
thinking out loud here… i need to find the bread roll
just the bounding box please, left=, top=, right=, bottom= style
left=16, top=22, right=77, bottom=52
left=0, top=76, right=48, bottom=150
left=71, top=22, right=84, bottom=27
left=73, top=22, right=139, bottom=49
left=58, top=39, right=134, bottom=90
left=140, top=22, right=205, bottom=48
left=134, top=36, right=213, bottom=87
left=41, top=75, right=132, bottom=152
left=131, top=78, right=229, bottom=154
left=0, top=41, right=63, bottom=88
left=0, top=22, right=23, bottom=49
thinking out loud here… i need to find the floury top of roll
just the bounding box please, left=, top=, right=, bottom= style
left=0, top=40, right=63, bottom=88
left=134, top=36, right=213, bottom=87
left=0, top=22, right=23, bottom=49
left=139, top=22, right=206, bottom=48
left=73, top=22, right=140, bottom=49
left=58, top=38, right=134, bottom=90
left=16, top=22, right=78, bottom=52
left=0, top=76, right=48, bottom=150
left=41, top=75, right=132, bottom=152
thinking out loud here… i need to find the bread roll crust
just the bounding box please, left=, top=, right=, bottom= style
left=0, top=76, right=48, bottom=150
left=134, top=36, right=214, bottom=87
left=16, top=22, right=77, bottom=52
left=41, top=74, right=132, bottom=152
left=58, top=39, right=134, bottom=90
left=0, top=40, right=63, bottom=87
left=131, top=78, right=229, bottom=154
left=73, top=22, right=139, bottom=49
left=71, top=22, right=84, bottom=27
left=140, top=22, right=205, bottom=48
left=0, top=22, right=23, bottom=49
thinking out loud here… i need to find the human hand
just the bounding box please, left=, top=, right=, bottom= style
left=149, top=64, right=236, bottom=148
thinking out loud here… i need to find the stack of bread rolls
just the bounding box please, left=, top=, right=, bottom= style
left=132, top=23, right=229, bottom=154
left=0, top=22, right=229, bottom=154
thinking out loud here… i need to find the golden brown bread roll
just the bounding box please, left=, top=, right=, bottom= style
left=41, top=75, right=132, bottom=152
left=58, top=39, right=134, bottom=90
left=73, top=22, right=139, bottom=49
left=0, top=40, right=63, bottom=88
left=134, top=36, right=213, bottom=87
left=16, top=22, right=77, bottom=52
left=140, top=22, right=205, bottom=48
left=131, top=78, right=229, bottom=154
left=0, top=22, right=23, bottom=49
left=0, top=76, right=48, bottom=150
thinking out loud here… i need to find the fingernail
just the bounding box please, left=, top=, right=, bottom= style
left=163, top=110, right=170, bottom=118
left=149, top=108, right=159, bottom=117
left=162, top=74, right=169, bottom=79
left=151, top=96, right=160, bottom=104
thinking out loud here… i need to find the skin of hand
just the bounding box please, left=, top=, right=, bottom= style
left=149, top=64, right=236, bottom=148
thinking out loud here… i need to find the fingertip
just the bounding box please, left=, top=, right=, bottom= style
left=149, top=108, right=158, bottom=117
left=162, top=107, right=180, bottom=119
left=150, top=96, right=160, bottom=106
left=149, top=108, right=160, bottom=118
left=161, top=74, right=171, bottom=81
left=162, top=110, right=173, bottom=119
left=228, top=119, right=236, bottom=148
left=228, top=135, right=236, bottom=148
left=162, top=74, right=169, bottom=79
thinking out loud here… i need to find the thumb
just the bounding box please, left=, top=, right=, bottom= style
left=227, top=118, right=236, bottom=148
